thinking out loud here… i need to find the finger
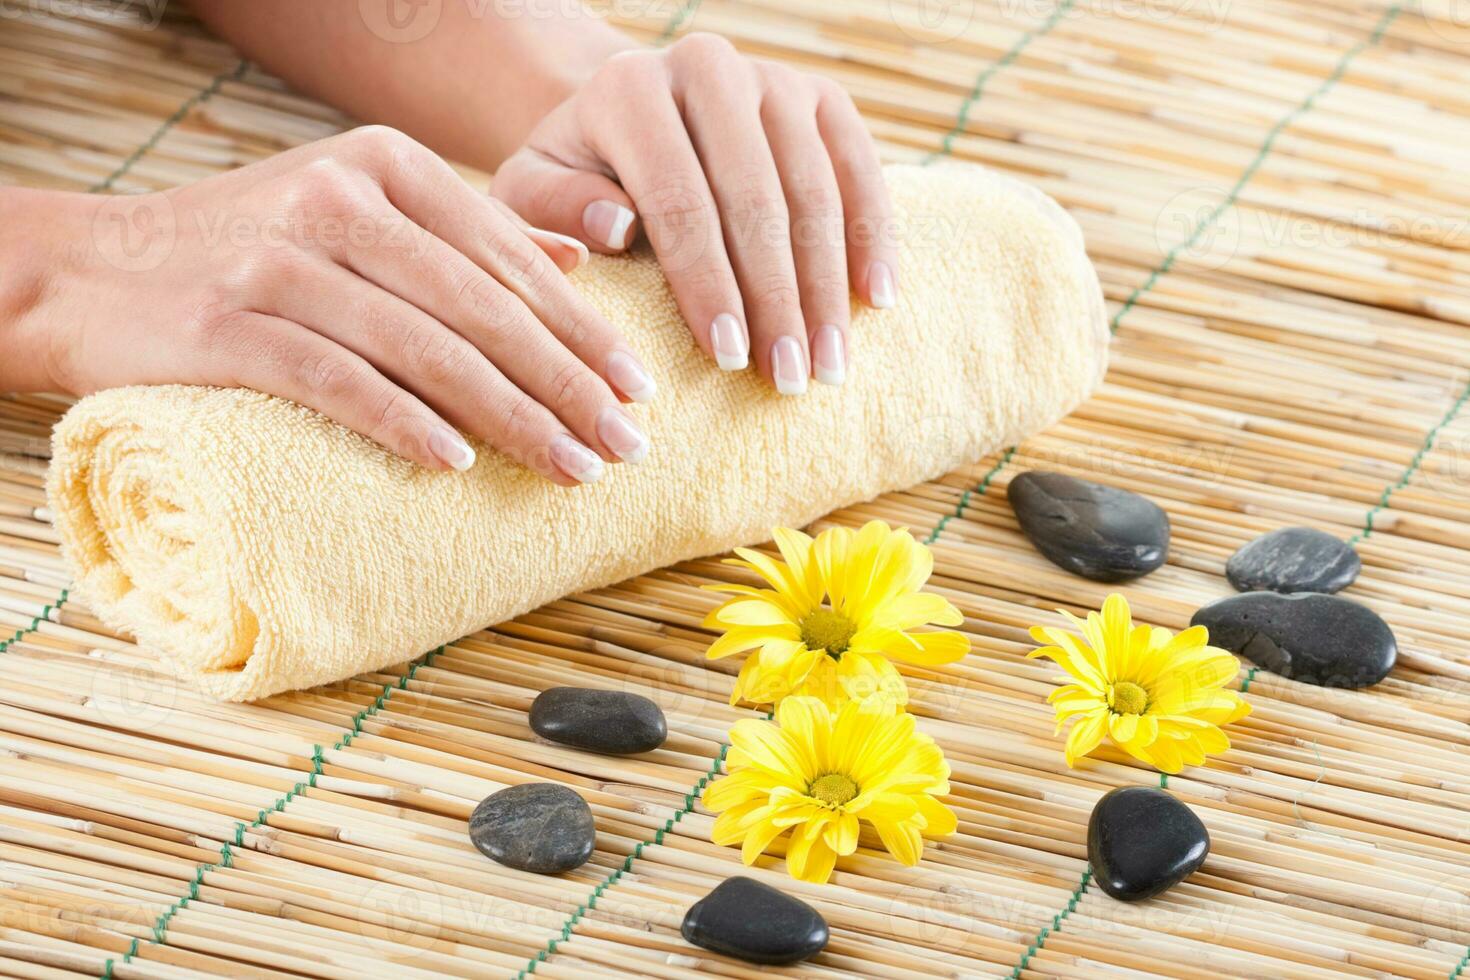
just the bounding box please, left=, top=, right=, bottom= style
left=203, top=310, right=472, bottom=472
left=267, top=261, right=623, bottom=485
left=587, top=51, right=751, bottom=373
left=378, top=143, right=659, bottom=409
left=484, top=196, right=588, bottom=275
left=338, top=206, right=648, bottom=475
left=815, top=80, right=897, bottom=310
left=761, top=72, right=850, bottom=387
left=676, top=39, right=808, bottom=395
left=494, top=146, right=640, bottom=254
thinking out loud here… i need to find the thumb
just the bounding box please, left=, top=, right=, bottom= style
left=493, top=148, right=639, bottom=254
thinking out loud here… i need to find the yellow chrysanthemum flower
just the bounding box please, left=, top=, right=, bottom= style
left=1029, top=593, right=1251, bottom=774
left=704, top=696, right=956, bottom=883
left=702, top=521, right=969, bottom=709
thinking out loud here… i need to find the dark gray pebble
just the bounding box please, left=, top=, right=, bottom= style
left=1226, top=526, right=1360, bottom=594
left=1089, top=787, right=1209, bottom=902
left=530, top=687, right=667, bottom=755
left=1192, top=591, right=1395, bottom=688
left=681, top=877, right=829, bottom=965
left=1007, top=471, right=1170, bottom=582
left=468, top=783, right=595, bottom=874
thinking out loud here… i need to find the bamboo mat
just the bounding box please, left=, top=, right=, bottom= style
left=3, top=0, right=1470, bottom=977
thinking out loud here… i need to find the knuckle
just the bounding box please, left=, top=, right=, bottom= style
left=674, top=31, right=736, bottom=65
left=546, top=360, right=597, bottom=411
left=496, top=393, right=541, bottom=445
left=400, top=325, right=471, bottom=386
left=182, top=292, right=244, bottom=346
left=753, top=274, right=801, bottom=312
left=593, top=50, right=664, bottom=96
left=453, top=272, right=512, bottom=326
left=289, top=158, right=369, bottom=215
left=369, top=388, right=419, bottom=440
left=294, top=349, right=363, bottom=399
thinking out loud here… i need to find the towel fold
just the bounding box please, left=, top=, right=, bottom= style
left=48, top=163, right=1108, bottom=701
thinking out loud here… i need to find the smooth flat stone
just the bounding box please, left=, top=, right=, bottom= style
left=1089, top=787, right=1209, bottom=902
left=1226, top=527, right=1360, bottom=594
left=681, top=877, right=829, bottom=965
left=468, top=783, right=594, bottom=874
left=1007, top=471, right=1169, bottom=582
left=530, top=687, right=667, bottom=755
left=1192, top=592, right=1395, bottom=688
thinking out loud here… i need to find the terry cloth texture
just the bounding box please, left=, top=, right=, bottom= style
left=47, top=163, right=1109, bottom=701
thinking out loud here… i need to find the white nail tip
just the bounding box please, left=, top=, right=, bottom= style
left=814, top=363, right=846, bottom=386
left=715, top=350, right=749, bottom=371
left=529, top=227, right=589, bottom=267
left=606, top=207, right=635, bottom=250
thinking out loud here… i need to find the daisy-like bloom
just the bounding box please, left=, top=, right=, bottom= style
left=704, top=696, right=956, bottom=883
left=1029, top=593, right=1251, bottom=774
left=703, top=522, right=969, bottom=710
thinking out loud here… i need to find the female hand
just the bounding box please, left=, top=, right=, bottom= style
left=22, top=126, right=658, bottom=484
left=492, top=32, right=897, bottom=395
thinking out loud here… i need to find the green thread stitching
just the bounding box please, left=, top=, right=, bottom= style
left=1350, top=374, right=1470, bottom=544
left=1109, top=2, right=1403, bottom=336
left=511, top=728, right=749, bottom=979
left=1159, top=773, right=1168, bottom=790
left=1240, top=667, right=1259, bottom=694
left=654, top=0, right=702, bottom=44
left=512, top=11, right=1070, bottom=972
left=923, top=447, right=1017, bottom=545
left=927, top=1, right=1405, bottom=549
left=1010, top=866, right=1091, bottom=977
left=101, top=647, right=439, bottom=976
left=923, top=0, right=1077, bottom=163
left=0, top=588, right=69, bottom=655
left=1451, top=946, right=1470, bottom=980
left=88, top=60, right=249, bottom=194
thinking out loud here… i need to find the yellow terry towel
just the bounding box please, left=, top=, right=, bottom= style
left=48, top=163, right=1108, bottom=701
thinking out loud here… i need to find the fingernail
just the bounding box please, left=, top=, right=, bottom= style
left=869, top=261, right=897, bottom=309
left=428, top=427, right=476, bottom=471
left=771, top=335, right=808, bottom=396
left=597, top=406, right=649, bottom=464
left=710, top=313, right=749, bottom=371
left=526, top=226, right=589, bottom=269
left=583, top=200, right=636, bottom=250
left=606, top=350, right=657, bottom=403
left=812, top=324, right=846, bottom=386
left=550, top=433, right=604, bottom=483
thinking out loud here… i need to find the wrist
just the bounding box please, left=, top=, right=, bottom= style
left=0, top=187, right=87, bottom=393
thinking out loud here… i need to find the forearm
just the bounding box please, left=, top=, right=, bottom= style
left=0, top=187, right=85, bottom=393
left=188, top=0, right=634, bottom=170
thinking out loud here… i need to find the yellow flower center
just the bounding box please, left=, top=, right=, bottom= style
left=1110, top=681, right=1149, bottom=715
left=800, top=608, right=857, bottom=659
left=808, top=772, right=859, bottom=806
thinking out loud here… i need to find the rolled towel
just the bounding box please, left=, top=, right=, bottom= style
left=48, top=163, right=1108, bottom=701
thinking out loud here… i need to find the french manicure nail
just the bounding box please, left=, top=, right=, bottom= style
left=772, top=336, right=808, bottom=396
left=526, top=226, right=589, bottom=269
left=583, top=200, right=636, bottom=250
left=551, top=433, right=605, bottom=484
left=428, top=427, right=476, bottom=471
left=869, top=261, right=897, bottom=309
left=710, top=313, right=749, bottom=371
left=606, top=350, right=657, bottom=403
left=597, top=407, right=649, bottom=464
left=812, top=324, right=846, bottom=386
